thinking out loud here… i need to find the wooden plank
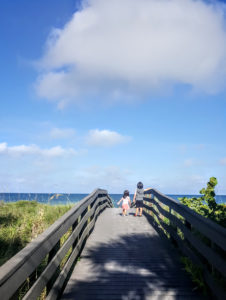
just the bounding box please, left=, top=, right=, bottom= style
left=170, top=214, right=226, bottom=276
left=0, top=191, right=95, bottom=279
left=0, top=190, right=113, bottom=300
left=144, top=189, right=226, bottom=251
left=143, top=205, right=226, bottom=300
left=143, top=204, right=176, bottom=241
left=23, top=197, right=109, bottom=300
left=144, top=199, right=226, bottom=277
left=47, top=202, right=109, bottom=300
left=146, top=196, right=172, bottom=220
left=62, top=208, right=201, bottom=300
left=202, top=267, right=226, bottom=300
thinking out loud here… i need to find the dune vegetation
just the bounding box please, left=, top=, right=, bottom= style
left=179, top=177, right=226, bottom=228
left=0, top=200, right=73, bottom=266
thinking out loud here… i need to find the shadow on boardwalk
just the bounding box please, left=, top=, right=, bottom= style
left=62, top=232, right=202, bottom=299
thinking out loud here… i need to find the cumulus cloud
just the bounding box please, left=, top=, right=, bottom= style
left=35, top=0, right=226, bottom=106
left=85, top=129, right=131, bottom=146
left=50, top=127, right=76, bottom=139
left=0, top=142, right=7, bottom=152
left=0, top=142, right=77, bottom=157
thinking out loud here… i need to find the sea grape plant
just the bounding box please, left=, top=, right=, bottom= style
left=179, top=177, right=226, bottom=228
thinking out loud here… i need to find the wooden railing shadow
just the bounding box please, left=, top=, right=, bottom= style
left=62, top=233, right=201, bottom=299
left=143, top=189, right=226, bottom=300
left=0, top=189, right=113, bottom=300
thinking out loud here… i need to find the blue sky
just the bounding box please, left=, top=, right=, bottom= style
left=0, top=0, right=226, bottom=194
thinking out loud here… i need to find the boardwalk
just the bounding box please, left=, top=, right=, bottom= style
left=62, top=208, right=201, bottom=300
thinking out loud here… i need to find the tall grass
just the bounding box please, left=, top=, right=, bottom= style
left=0, top=200, right=73, bottom=266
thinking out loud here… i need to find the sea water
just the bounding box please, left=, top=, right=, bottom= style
left=0, top=193, right=225, bottom=206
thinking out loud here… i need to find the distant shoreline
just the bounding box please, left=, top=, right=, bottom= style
left=0, top=193, right=225, bottom=205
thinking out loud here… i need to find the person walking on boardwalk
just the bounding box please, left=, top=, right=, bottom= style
left=133, top=181, right=146, bottom=217
left=117, top=190, right=131, bottom=216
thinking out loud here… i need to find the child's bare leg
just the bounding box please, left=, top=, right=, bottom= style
left=123, top=209, right=126, bottom=216
left=139, top=208, right=143, bottom=216
left=125, top=209, right=127, bottom=215
left=135, top=207, right=139, bottom=216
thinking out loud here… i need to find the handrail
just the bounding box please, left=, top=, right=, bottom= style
left=143, top=188, right=226, bottom=299
left=0, top=189, right=113, bottom=300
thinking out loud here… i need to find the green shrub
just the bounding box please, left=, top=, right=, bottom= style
left=0, top=201, right=73, bottom=266
left=179, top=177, right=226, bottom=228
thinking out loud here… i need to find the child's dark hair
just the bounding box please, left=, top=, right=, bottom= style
left=123, top=190, right=129, bottom=198
left=137, top=181, right=143, bottom=189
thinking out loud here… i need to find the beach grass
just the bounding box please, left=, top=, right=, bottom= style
left=0, top=200, right=73, bottom=266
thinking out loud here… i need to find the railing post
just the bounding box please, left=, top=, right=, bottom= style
left=169, top=208, right=177, bottom=247
left=0, top=190, right=114, bottom=300
left=72, top=216, right=80, bottom=250
left=185, top=219, right=192, bottom=231
left=47, top=241, right=60, bottom=293
left=149, top=193, right=153, bottom=216
left=87, top=204, right=91, bottom=224
left=211, top=241, right=216, bottom=276
left=184, top=219, right=192, bottom=248
left=87, top=205, right=92, bottom=238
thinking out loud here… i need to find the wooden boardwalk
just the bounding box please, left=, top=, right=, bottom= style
left=61, top=208, right=202, bottom=300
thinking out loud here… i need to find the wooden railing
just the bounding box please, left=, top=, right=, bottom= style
left=143, top=188, right=226, bottom=299
left=0, top=189, right=113, bottom=300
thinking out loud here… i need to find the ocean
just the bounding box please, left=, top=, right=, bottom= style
left=0, top=193, right=225, bottom=206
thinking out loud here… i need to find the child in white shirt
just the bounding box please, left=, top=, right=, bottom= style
left=117, top=190, right=131, bottom=216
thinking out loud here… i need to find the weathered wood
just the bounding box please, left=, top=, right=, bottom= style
left=0, top=189, right=113, bottom=300
left=62, top=208, right=201, bottom=300
left=46, top=201, right=108, bottom=300
left=1, top=186, right=225, bottom=300
left=23, top=197, right=108, bottom=300
left=144, top=189, right=226, bottom=251
left=47, top=240, right=61, bottom=294
left=143, top=208, right=226, bottom=300
left=144, top=188, right=226, bottom=299
left=144, top=198, right=226, bottom=276
left=146, top=195, right=226, bottom=272
left=0, top=190, right=97, bottom=289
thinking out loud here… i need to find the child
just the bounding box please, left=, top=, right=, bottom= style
left=133, top=181, right=147, bottom=217
left=117, top=190, right=131, bottom=216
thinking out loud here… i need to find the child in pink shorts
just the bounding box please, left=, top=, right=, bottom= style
left=117, top=190, right=131, bottom=216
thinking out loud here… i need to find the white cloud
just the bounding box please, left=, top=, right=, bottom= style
left=0, top=142, right=7, bottom=152
left=0, top=142, right=77, bottom=157
left=35, top=0, right=226, bottom=106
left=50, top=127, right=76, bottom=139
left=219, top=157, right=226, bottom=165
left=85, top=129, right=131, bottom=146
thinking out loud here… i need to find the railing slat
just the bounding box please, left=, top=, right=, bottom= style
left=144, top=190, right=226, bottom=251
left=46, top=201, right=108, bottom=300
left=0, top=190, right=97, bottom=284
left=22, top=196, right=108, bottom=300
left=144, top=196, right=226, bottom=276
left=0, top=189, right=113, bottom=300
left=144, top=188, right=226, bottom=300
